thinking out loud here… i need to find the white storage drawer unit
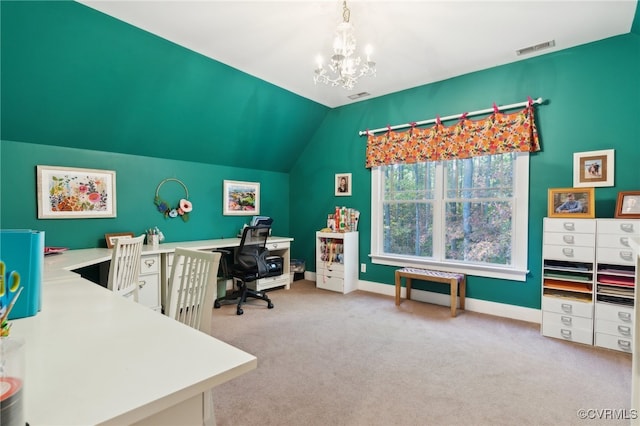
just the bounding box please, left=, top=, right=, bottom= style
left=541, top=218, right=595, bottom=345
left=542, top=218, right=639, bottom=353
left=316, top=231, right=358, bottom=294
left=594, top=219, right=638, bottom=352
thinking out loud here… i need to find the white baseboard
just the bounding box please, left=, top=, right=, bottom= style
left=303, top=271, right=540, bottom=324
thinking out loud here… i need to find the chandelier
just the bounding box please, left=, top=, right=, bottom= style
left=313, top=0, right=376, bottom=90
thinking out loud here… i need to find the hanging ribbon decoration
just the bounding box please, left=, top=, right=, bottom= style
left=154, top=178, right=193, bottom=222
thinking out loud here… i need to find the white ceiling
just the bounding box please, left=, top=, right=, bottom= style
left=77, top=1, right=636, bottom=108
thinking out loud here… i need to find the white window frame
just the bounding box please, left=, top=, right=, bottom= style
left=370, top=153, right=530, bottom=281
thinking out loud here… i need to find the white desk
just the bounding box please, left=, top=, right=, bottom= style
left=44, top=236, right=294, bottom=312
left=9, top=236, right=298, bottom=425
left=630, top=236, right=640, bottom=423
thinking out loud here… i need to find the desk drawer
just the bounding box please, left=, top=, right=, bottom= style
left=597, top=234, right=635, bottom=250
left=267, top=241, right=289, bottom=251
left=138, top=273, right=160, bottom=311
left=141, top=254, right=160, bottom=275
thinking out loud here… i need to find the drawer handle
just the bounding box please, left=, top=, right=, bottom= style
left=562, top=222, right=575, bottom=231
left=618, top=339, right=632, bottom=350
left=619, top=251, right=633, bottom=261
left=619, top=237, right=630, bottom=247
left=620, top=223, right=635, bottom=233
left=144, top=259, right=156, bottom=268
left=562, top=248, right=574, bottom=257
left=271, top=243, right=278, bottom=249
left=618, top=325, right=632, bottom=336
left=139, top=280, right=147, bottom=288
left=560, top=316, right=572, bottom=326
left=561, top=303, right=573, bottom=314
left=560, top=329, right=572, bottom=339
left=618, top=311, right=632, bottom=322
left=562, top=235, right=575, bottom=244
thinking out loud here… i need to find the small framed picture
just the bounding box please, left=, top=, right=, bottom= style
left=614, top=191, right=640, bottom=219
left=573, top=149, right=614, bottom=188
left=335, top=173, right=352, bottom=196
left=105, top=232, right=134, bottom=249
left=548, top=187, right=595, bottom=218
left=223, top=180, right=260, bottom=215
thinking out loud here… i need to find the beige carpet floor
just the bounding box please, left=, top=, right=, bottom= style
left=210, top=280, right=632, bottom=426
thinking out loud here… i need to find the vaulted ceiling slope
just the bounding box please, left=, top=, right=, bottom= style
left=2, top=2, right=638, bottom=173
left=1, top=1, right=328, bottom=173
left=77, top=1, right=638, bottom=108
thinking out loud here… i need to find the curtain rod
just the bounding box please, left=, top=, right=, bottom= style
left=358, top=97, right=543, bottom=136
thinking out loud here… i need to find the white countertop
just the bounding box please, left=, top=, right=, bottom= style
left=10, top=237, right=278, bottom=425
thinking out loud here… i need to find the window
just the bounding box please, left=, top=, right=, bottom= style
left=371, top=152, right=529, bottom=281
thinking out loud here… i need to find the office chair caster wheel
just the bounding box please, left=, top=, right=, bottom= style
left=237, top=308, right=243, bottom=315
left=214, top=300, right=221, bottom=309
left=268, top=302, right=274, bottom=309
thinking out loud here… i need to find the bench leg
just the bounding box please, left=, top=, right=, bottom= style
left=405, top=278, right=412, bottom=301
left=459, top=277, right=466, bottom=311
left=395, top=271, right=401, bottom=306
left=449, top=280, right=457, bottom=317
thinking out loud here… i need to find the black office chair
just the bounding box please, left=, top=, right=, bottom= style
left=214, top=225, right=279, bottom=315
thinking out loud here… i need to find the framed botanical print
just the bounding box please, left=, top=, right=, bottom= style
left=37, top=165, right=116, bottom=219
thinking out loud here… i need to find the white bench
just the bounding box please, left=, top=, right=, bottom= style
left=395, top=268, right=466, bottom=317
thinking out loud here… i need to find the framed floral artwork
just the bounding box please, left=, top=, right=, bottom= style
left=37, top=165, right=116, bottom=219
left=223, top=180, right=260, bottom=215
left=548, top=187, right=595, bottom=219
left=573, top=149, right=614, bottom=188
left=614, top=191, right=640, bottom=219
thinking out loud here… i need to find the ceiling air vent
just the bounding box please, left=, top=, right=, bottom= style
left=348, top=92, right=371, bottom=100
left=516, top=40, right=556, bottom=56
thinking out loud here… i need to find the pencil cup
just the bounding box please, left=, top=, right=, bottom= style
left=147, top=234, right=160, bottom=249
left=0, top=337, right=25, bottom=426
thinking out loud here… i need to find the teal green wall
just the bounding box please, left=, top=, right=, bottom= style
left=0, top=1, right=328, bottom=172
left=1, top=140, right=290, bottom=249
left=1, top=1, right=639, bottom=311
left=290, top=33, right=640, bottom=309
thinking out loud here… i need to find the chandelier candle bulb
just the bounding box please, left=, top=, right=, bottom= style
left=313, top=0, right=375, bottom=90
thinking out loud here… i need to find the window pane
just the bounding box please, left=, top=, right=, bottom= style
left=384, top=163, right=435, bottom=201
left=445, top=154, right=514, bottom=199
left=444, top=201, right=512, bottom=265
left=382, top=202, right=433, bottom=257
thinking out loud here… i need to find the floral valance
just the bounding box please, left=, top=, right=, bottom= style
left=365, top=104, right=540, bottom=168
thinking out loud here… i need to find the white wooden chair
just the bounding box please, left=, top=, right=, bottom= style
left=107, top=235, right=145, bottom=302
left=167, top=248, right=221, bottom=335
left=167, top=248, right=221, bottom=426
